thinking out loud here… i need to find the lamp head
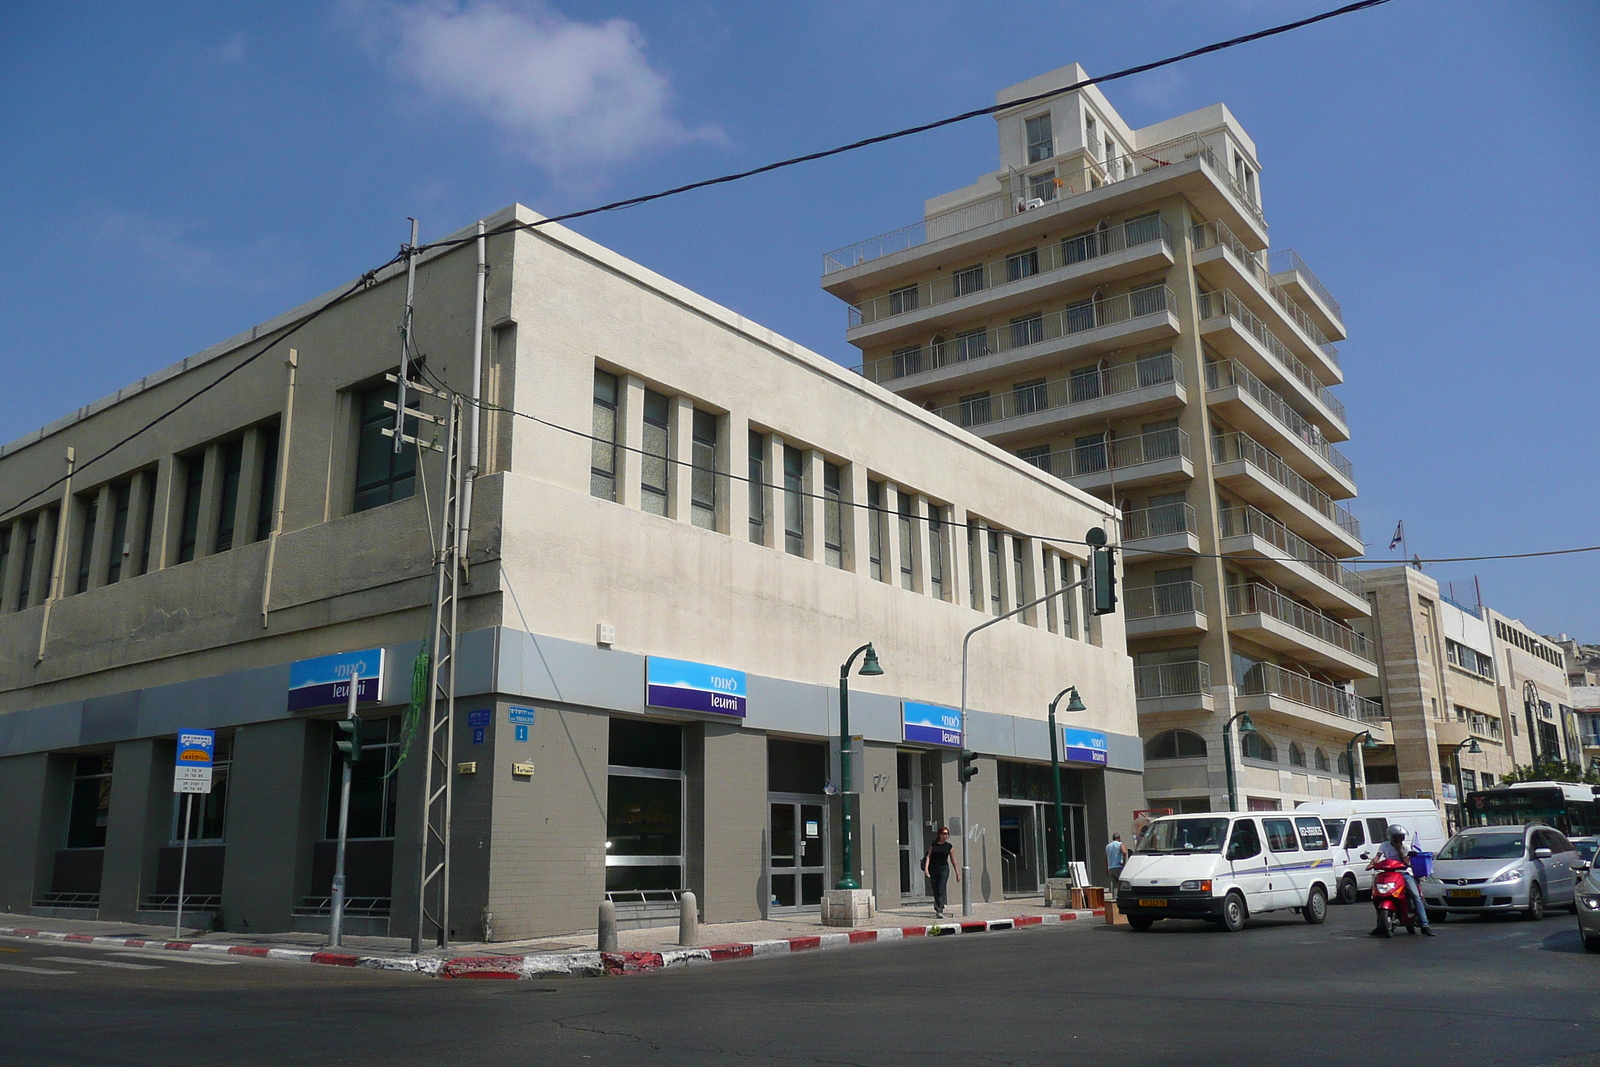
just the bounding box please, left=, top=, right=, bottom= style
left=858, top=644, right=884, bottom=677
left=1236, top=711, right=1256, bottom=734
left=1064, top=687, right=1087, bottom=713
left=1362, top=732, right=1379, bottom=751
left=1466, top=738, right=1482, bottom=755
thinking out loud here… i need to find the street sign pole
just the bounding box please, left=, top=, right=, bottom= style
left=330, top=671, right=358, bottom=948
left=175, top=793, right=192, bottom=938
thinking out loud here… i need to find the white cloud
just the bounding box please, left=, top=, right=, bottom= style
left=349, top=1, right=722, bottom=180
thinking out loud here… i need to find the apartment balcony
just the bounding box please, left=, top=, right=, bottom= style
left=1019, top=427, right=1192, bottom=495
left=858, top=286, right=1180, bottom=398
left=1134, top=660, right=1215, bottom=716
left=1217, top=505, right=1368, bottom=616
left=1211, top=431, right=1364, bottom=557
left=1268, top=249, right=1344, bottom=341
left=927, top=350, right=1185, bottom=446
left=1205, top=360, right=1355, bottom=497
left=1121, top=502, right=1200, bottom=557
left=844, top=216, right=1174, bottom=345
left=821, top=132, right=1266, bottom=297
left=1125, top=581, right=1208, bottom=638
left=1192, top=219, right=1346, bottom=373
left=1226, top=583, right=1376, bottom=677
left=1236, top=662, right=1388, bottom=738
left=1197, top=289, right=1347, bottom=441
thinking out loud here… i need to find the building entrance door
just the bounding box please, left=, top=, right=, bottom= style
left=769, top=795, right=826, bottom=910
left=1000, top=803, right=1043, bottom=895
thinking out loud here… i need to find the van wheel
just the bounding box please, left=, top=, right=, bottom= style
left=1524, top=885, right=1544, bottom=921
left=1585, top=934, right=1600, bottom=953
left=1302, top=885, right=1328, bottom=925
left=1337, top=875, right=1358, bottom=906
left=1219, top=892, right=1247, bottom=932
left=1127, top=916, right=1155, bottom=932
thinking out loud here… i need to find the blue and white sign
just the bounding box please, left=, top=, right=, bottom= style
left=1063, top=727, right=1109, bottom=766
left=173, top=729, right=216, bottom=794
left=507, top=706, right=537, bottom=725
left=287, top=648, right=384, bottom=711
left=903, top=701, right=962, bottom=748
left=467, top=710, right=492, bottom=728
left=513, top=724, right=529, bottom=743
left=472, top=726, right=486, bottom=745
left=645, top=657, right=746, bottom=718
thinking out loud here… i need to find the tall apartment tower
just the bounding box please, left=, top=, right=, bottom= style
left=822, top=65, right=1386, bottom=812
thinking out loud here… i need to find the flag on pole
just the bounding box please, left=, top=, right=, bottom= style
left=1389, top=521, right=1404, bottom=551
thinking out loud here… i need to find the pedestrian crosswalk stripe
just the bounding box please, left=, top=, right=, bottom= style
left=0, top=962, right=76, bottom=975
left=111, top=952, right=240, bottom=966
left=37, top=956, right=162, bottom=970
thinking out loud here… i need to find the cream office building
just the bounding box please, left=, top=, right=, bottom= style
left=0, top=205, right=1140, bottom=940
left=821, top=65, right=1385, bottom=814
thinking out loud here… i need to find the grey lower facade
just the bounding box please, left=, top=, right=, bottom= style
left=0, top=627, right=1142, bottom=940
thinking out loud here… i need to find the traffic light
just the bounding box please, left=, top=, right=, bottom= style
left=960, top=750, right=980, bottom=783
left=335, top=716, right=363, bottom=766
left=1087, top=526, right=1117, bottom=616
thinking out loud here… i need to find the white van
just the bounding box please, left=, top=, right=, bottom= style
left=1120, top=812, right=1337, bottom=931
left=1294, top=800, right=1448, bottom=905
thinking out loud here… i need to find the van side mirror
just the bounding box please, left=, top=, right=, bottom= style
left=1576, top=863, right=1592, bottom=876
left=1533, top=847, right=1553, bottom=860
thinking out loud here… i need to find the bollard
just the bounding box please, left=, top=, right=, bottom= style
left=678, top=891, right=698, bottom=947
left=482, top=908, right=494, bottom=943
left=598, top=899, right=618, bottom=952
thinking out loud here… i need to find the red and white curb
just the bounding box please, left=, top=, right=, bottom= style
left=1, top=910, right=1103, bottom=981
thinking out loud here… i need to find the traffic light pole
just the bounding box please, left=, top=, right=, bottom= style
left=330, top=670, right=358, bottom=948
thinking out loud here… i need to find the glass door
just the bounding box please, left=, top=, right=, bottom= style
left=769, top=797, right=826, bottom=910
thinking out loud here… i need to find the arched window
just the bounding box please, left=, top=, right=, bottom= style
left=1144, top=729, right=1208, bottom=760
left=1288, top=742, right=1307, bottom=768
left=1337, top=751, right=1352, bottom=777
left=1241, top=731, right=1277, bottom=763
left=1314, top=748, right=1331, bottom=773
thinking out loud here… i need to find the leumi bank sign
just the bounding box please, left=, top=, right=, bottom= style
left=645, top=657, right=746, bottom=718
left=288, top=648, right=385, bottom=711
left=903, top=701, right=963, bottom=747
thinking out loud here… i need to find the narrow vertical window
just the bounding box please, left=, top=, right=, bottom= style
left=897, top=492, right=914, bottom=590
left=74, top=495, right=98, bottom=594
left=783, top=445, right=804, bottom=557
left=1013, top=538, right=1027, bottom=623
left=690, top=410, right=717, bottom=530
left=15, top=517, right=38, bottom=610
left=640, top=390, right=670, bottom=516
left=868, top=480, right=885, bottom=581
left=928, top=506, right=945, bottom=600
left=0, top=524, right=10, bottom=603
left=968, top=523, right=981, bottom=609
left=213, top=439, right=243, bottom=553
left=988, top=530, right=1002, bottom=615
left=1026, top=113, right=1053, bottom=163
left=590, top=370, right=620, bottom=502
left=822, top=462, right=843, bottom=568
left=254, top=425, right=280, bottom=542
left=136, top=476, right=156, bottom=576
left=176, top=454, right=205, bottom=563
left=1059, top=556, right=1076, bottom=638
left=748, top=431, right=766, bottom=544
left=353, top=385, right=418, bottom=513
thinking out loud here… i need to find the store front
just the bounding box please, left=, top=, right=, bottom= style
left=997, top=760, right=1090, bottom=895
left=767, top=739, right=828, bottom=912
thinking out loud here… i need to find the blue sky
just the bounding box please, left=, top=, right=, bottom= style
left=2, top=1, right=1597, bottom=638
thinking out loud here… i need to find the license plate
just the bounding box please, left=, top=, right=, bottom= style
left=1447, top=889, right=1482, bottom=899
left=1138, top=899, right=1167, bottom=907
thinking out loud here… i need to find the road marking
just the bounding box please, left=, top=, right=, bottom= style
left=37, top=955, right=163, bottom=970
left=111, top=952, right=240, bottom=966
left=0, top=962, right=76, bottom=975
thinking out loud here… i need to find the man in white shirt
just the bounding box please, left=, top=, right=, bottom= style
left=1369, top=824, right=1433, bottom=936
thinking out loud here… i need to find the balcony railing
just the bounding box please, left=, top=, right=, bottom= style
left=1237, top=661, right=1385, bottom=723
left=848, top=215, right=1173, bottom=327
left=823, top=132, right=1263, bottom=275
left=1205, top=360, right=1353, bottom=481
left=1217, top=504, right=1364, bottom=595
left=860, top=285, right=1175, bottom=385
left=1192, top=219, right=1338, bottom=364
left=1197, top=289, right=1345, bottom=428
left=930, top=349, right=1182, bottom=430
left=1211, top=431, right=1361, bottom=542
left=1019, top=426, right=1190, bottom=481
left=1268, top=248, right=1342, bottom=323
left=1227, top=583, right=1373, bottom=662
left=1135, top=660, right=1212, bottom=700
left=1123, top=501, right=1197, bottom=542
left=1126, top=581, right=1205, bottom=621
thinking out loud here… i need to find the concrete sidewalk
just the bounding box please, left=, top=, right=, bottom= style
left=0, top=897, right=1105, bottom=979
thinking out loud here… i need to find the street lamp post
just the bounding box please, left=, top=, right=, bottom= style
left=835, top=643, right=883, bottom=891
left=1451, top=736, right=1482, bottom=832
left=1221, top=710, right=1257, bottom=813
left=1345, top=730, right=1377, bottom=800
left=1048, top=686, right=1086, bottom=878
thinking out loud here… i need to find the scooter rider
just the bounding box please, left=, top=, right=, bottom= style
left=1368, top=824, right=1433, bottom=937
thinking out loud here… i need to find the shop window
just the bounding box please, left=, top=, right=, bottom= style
left=591, top=370, right=620, bottom=502
left=998, top=760, right=1085, bottom=804
left=640, top=390, right=671, bottom=516
left=606, top=719, right=684, bottom=894
left=67, top=753, right=115, bottom=849
left=1145, top=730, right=1207, bottom=760
left=353, top=384, right=418, bottom=513
left=325, top=717, right=401, bottom=840
left=173, top=734, right=233, bottom=843
left=690, top=409, right=718, bottom=530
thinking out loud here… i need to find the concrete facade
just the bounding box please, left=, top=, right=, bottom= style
left=0, top=204, right=1142, bottom=937
left=821, top=64, right=1382, bottom=817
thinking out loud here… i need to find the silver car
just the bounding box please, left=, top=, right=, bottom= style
left=1578, top=860, right=1600, bottom=952
left=1421, top=825, right=1582, bottom=920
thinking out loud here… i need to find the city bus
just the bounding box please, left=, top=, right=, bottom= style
left=1463, top=782, right=1600, bottom=837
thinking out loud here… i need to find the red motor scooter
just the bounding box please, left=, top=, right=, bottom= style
left=1371, top=856, right=1416, bottom=937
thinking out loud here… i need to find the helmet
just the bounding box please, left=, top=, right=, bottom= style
left=1387, top=824, right=1406, bottom=842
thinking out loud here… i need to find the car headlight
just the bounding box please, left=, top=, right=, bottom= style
left=1179, top=879, right=1212, bottom=893
left=1119, top=881, right=1132, bottom=894
left=1422, top=876, right=1441, bottom=885
left=1580, top=895, right=1600, bottom=912
left=1489, top=868, right=1523, bottom=884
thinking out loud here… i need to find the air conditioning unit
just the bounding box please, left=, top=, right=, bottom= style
left=1024, top=197, right=1046, bottom=210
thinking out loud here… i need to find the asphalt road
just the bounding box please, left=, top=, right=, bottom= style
left=3, top=903, right=1598, bottom=1067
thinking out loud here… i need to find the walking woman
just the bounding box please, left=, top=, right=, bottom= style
left=922, top=826, right=961, bottom=919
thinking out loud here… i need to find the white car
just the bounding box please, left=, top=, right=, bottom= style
left=1295, top=799, right=1447, bottom=905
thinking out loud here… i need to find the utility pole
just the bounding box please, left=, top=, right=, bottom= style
left=329, top=670, right=361, bottom=947
left=392, top=219, right=419, bottom=456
